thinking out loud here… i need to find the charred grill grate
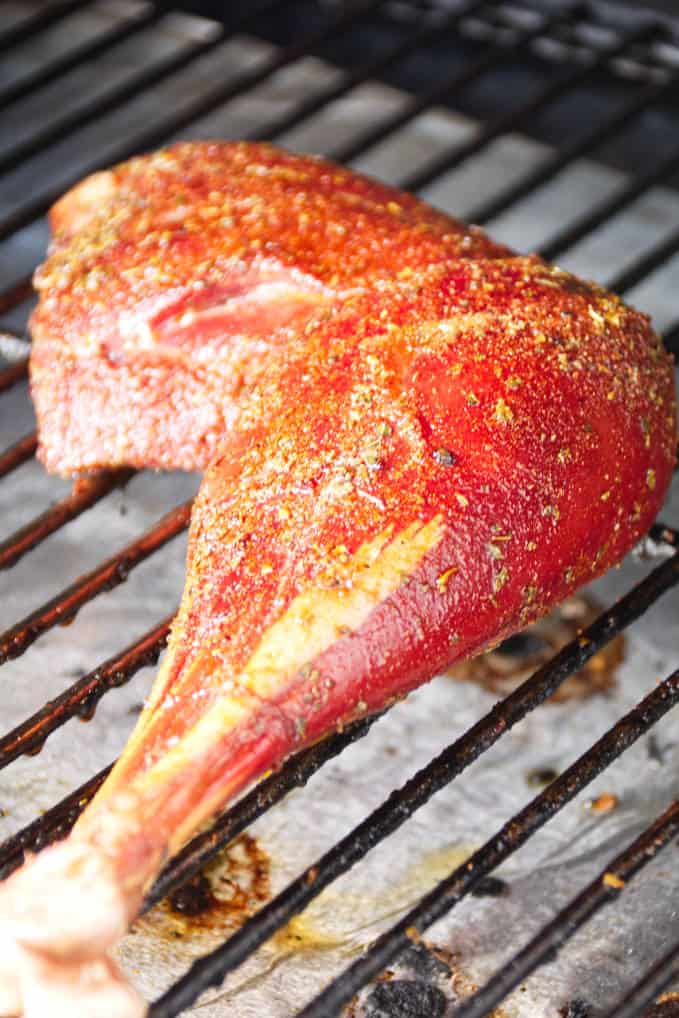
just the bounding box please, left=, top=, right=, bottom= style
left=0, top=1, right=679, bottom=1016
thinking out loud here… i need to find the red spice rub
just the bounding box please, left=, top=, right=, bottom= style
left=30, top=141, right=508, bottom=474
left=100, top=255, right=674, bottom=804
left=2, top=141, right=674, bottom=1018
left=28, top=141, right=676, bottom=849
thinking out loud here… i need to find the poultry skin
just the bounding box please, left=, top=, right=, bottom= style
left=0, top=142, right=675, bottom=1018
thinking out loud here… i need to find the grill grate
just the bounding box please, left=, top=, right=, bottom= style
left=0, top=467, right=133, bottom=569
left=601, top=940, right=679, bottom=1018
left=292, top=671, right=679, bottom=1018
left=453, top=799, right=679, bottom=1018
left=394, top=15, right=658, bottom=196
left=1, top=2, right=678, bottom=1016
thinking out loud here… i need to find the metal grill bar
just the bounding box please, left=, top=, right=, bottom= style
left=0, top=21, right=225, bottom=176
left=330, top=2, right=581, bottom=166
left=598, top=941, right=679, bottom=1018
left=0, top=525, right=675, bottom=845
left=540, top=141, right=679, bottom=260
left=0, top=618, right=172, bottom=772
left=607, top=224, right=679, bottom=295
left=0, top=714, right=375, bottom=888
left=0, top=278, right=33, bottom=324
left=0, top=2, right=671, bottom=324
left=247, top=0, right=487, bottom=144
left=0, top=498, right=191, bottom=666
left=662, top=322, right=679, bottom=357
left=294, top=668, right=679, bottom=1018
left=400, top=20, right=655, bottom=194
left=0, top=6, right=160, bottom=112
left=451, top=799, right=679, bottom=1018
left=0, top=357, right=28, bottom=395
left=0, top=763, right=110, bottom=880
left=0, top=0, right=91, bottom=54
left=467, top=74, right=679, bottom=224
left=0, top=469, right=133, bottom=571
left=0, top=432, right=37, bottom=480
left=0, top=0, right=385, bottom=247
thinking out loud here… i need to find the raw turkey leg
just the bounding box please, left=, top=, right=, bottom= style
left=2, top=150, right=676, bottom=1017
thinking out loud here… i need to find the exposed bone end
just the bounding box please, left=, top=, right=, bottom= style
left=0, top=839, right=132, bottom=964
left=0, top=933, right=22, bottom=1016
left=20, top=950, right=146, bottom=1018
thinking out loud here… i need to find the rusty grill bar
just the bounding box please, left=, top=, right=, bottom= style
left=292, top=671, right=679, bottom=1018
left=1, top=1, right=678, bottom=1016
left=452, top=799, right=679, bottom=1018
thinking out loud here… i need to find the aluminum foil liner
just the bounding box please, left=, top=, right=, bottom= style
left=1, top=6, right=678, bottom=1016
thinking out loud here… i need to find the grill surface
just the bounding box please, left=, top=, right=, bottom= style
left=1, top=2, right=679, bottom=1017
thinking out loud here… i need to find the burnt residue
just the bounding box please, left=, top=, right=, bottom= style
left=643, top=995, right=679, bottom=1017
left=585, top=792, right=619, bottom=814
left=559, top=999, right=593, bottom=1018
left=447, top=594, right=625, bottom=702
left=75, top=695, right=98, bottom=722
left=365, top=979, right=447, bottom=1018
left=647, top=733, right=669, bottom=766
left=0, top=469, right=134, bottom=572
left=138, top=833, right=270, bottom=940
left=350, top=940, right=508, bottom=1018
left=526, top=767, right=560, bottom=788
left=470, top=875, right=509, bottom=898
left=168, top=872, right=217, bottom=917
left=396, top=943, right=452, bottom=981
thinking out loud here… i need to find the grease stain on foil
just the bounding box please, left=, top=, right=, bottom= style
left=447, top=594, right=625, bottom=702
left=134, top=832, right=270, bottom=945
left=269, top=842, right=478, bottom=964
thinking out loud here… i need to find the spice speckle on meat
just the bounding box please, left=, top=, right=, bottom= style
left=2, top=141, right=675, bottom=1018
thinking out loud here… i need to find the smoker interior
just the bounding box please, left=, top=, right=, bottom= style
left=1, top=2, right=679, bottom=1016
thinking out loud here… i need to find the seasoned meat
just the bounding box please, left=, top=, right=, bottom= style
left=3, top=143, right=675, bottom=1017
left=30, top=141, right=508, bottom=475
